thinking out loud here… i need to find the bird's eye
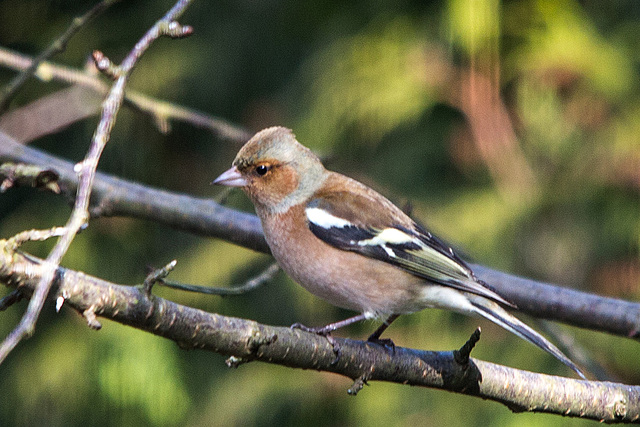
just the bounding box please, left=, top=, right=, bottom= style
left=255, top=165, right=270, bottom=176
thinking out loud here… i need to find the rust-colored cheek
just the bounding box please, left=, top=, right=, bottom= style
left=250, top=166, right=300, bottom=207
left=274, top=167, right=299, bottom=198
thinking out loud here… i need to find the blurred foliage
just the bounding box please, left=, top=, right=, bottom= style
left=294, top=16, right=439, bottom=148
left=0, top=0, right=639, bottom=426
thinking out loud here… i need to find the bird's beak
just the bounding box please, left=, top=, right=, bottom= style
left=212, top=165, right=248, bottom=187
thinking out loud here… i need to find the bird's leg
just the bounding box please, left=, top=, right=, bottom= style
left=367, top=314, right=400, bottom=350
left=291, top=313, right=369, bottom=363
left=291, top=313, right=368, bottom=336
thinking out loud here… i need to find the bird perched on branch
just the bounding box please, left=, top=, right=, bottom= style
left=213, top=126, right=585, bottom=378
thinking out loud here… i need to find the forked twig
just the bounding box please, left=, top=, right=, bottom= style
left=0, top=0, right=195, bottom=365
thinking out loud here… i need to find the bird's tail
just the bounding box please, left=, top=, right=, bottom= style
left=468, top=296, right=586, bottom=379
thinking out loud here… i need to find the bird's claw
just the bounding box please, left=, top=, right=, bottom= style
left=291, top=322, right=341, bottom=364
left=291, top=322, right=321, bottom=334
left=367, top=336, right=396, bottom=353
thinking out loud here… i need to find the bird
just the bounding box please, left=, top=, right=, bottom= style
left=213, top=126, right=585, bottom=378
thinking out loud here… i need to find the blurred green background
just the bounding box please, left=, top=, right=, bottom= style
left=1, top=0, right=639, bottom=425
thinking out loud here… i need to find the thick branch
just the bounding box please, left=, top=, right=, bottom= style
left=1, top=131, right=638, bottom=339
left=0, top=131, right=265, bottom=252
left=0, top=244, right=637, bottom=422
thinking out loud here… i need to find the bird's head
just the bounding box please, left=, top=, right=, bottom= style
left=213, top=126, right=327, bottom=214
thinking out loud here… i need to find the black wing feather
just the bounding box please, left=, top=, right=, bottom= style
left=306, top=202, right=513, bottom=307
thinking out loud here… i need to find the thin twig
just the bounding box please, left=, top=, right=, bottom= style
left=160, top=262, right=280, bottom=296
left=0, top=289, right=25, bottom=311
left=0, top=163, right=60, bottom=193
left=0, top=0, right=195, bottom=365
left=5, top=227, right=67, bottom=250
left=143, top=260, right=178, bottom=295
left=0, top=47, right=251, bottom=143
left=0, top=0, right=120, bottom=113
left=453, top=327, right=482, bottom=366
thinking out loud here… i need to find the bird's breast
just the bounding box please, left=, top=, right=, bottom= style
left=259, top=205, right=427, bottom=317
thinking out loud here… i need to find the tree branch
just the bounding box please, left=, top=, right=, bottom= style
left=1, top=130, right=639, bottom=341
left=0, top=47, right=251, bottom=143
left=0, top=235, right=637, bottom=423
left=0, top=130, right=266, bottom=253
left=0, top=0, right=195, bottom=365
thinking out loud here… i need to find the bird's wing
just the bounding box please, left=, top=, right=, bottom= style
left=306, top=190, right=513, bottom=307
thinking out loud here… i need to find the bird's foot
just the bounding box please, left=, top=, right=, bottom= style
left=291, top=322, right=341, bottom=363
left=291, top=322, right=329, bottom=335
left=366, top=335, right=396, bottom=353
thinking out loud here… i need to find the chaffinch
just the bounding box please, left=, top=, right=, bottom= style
left=214, top=126, right=585, bottom=378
